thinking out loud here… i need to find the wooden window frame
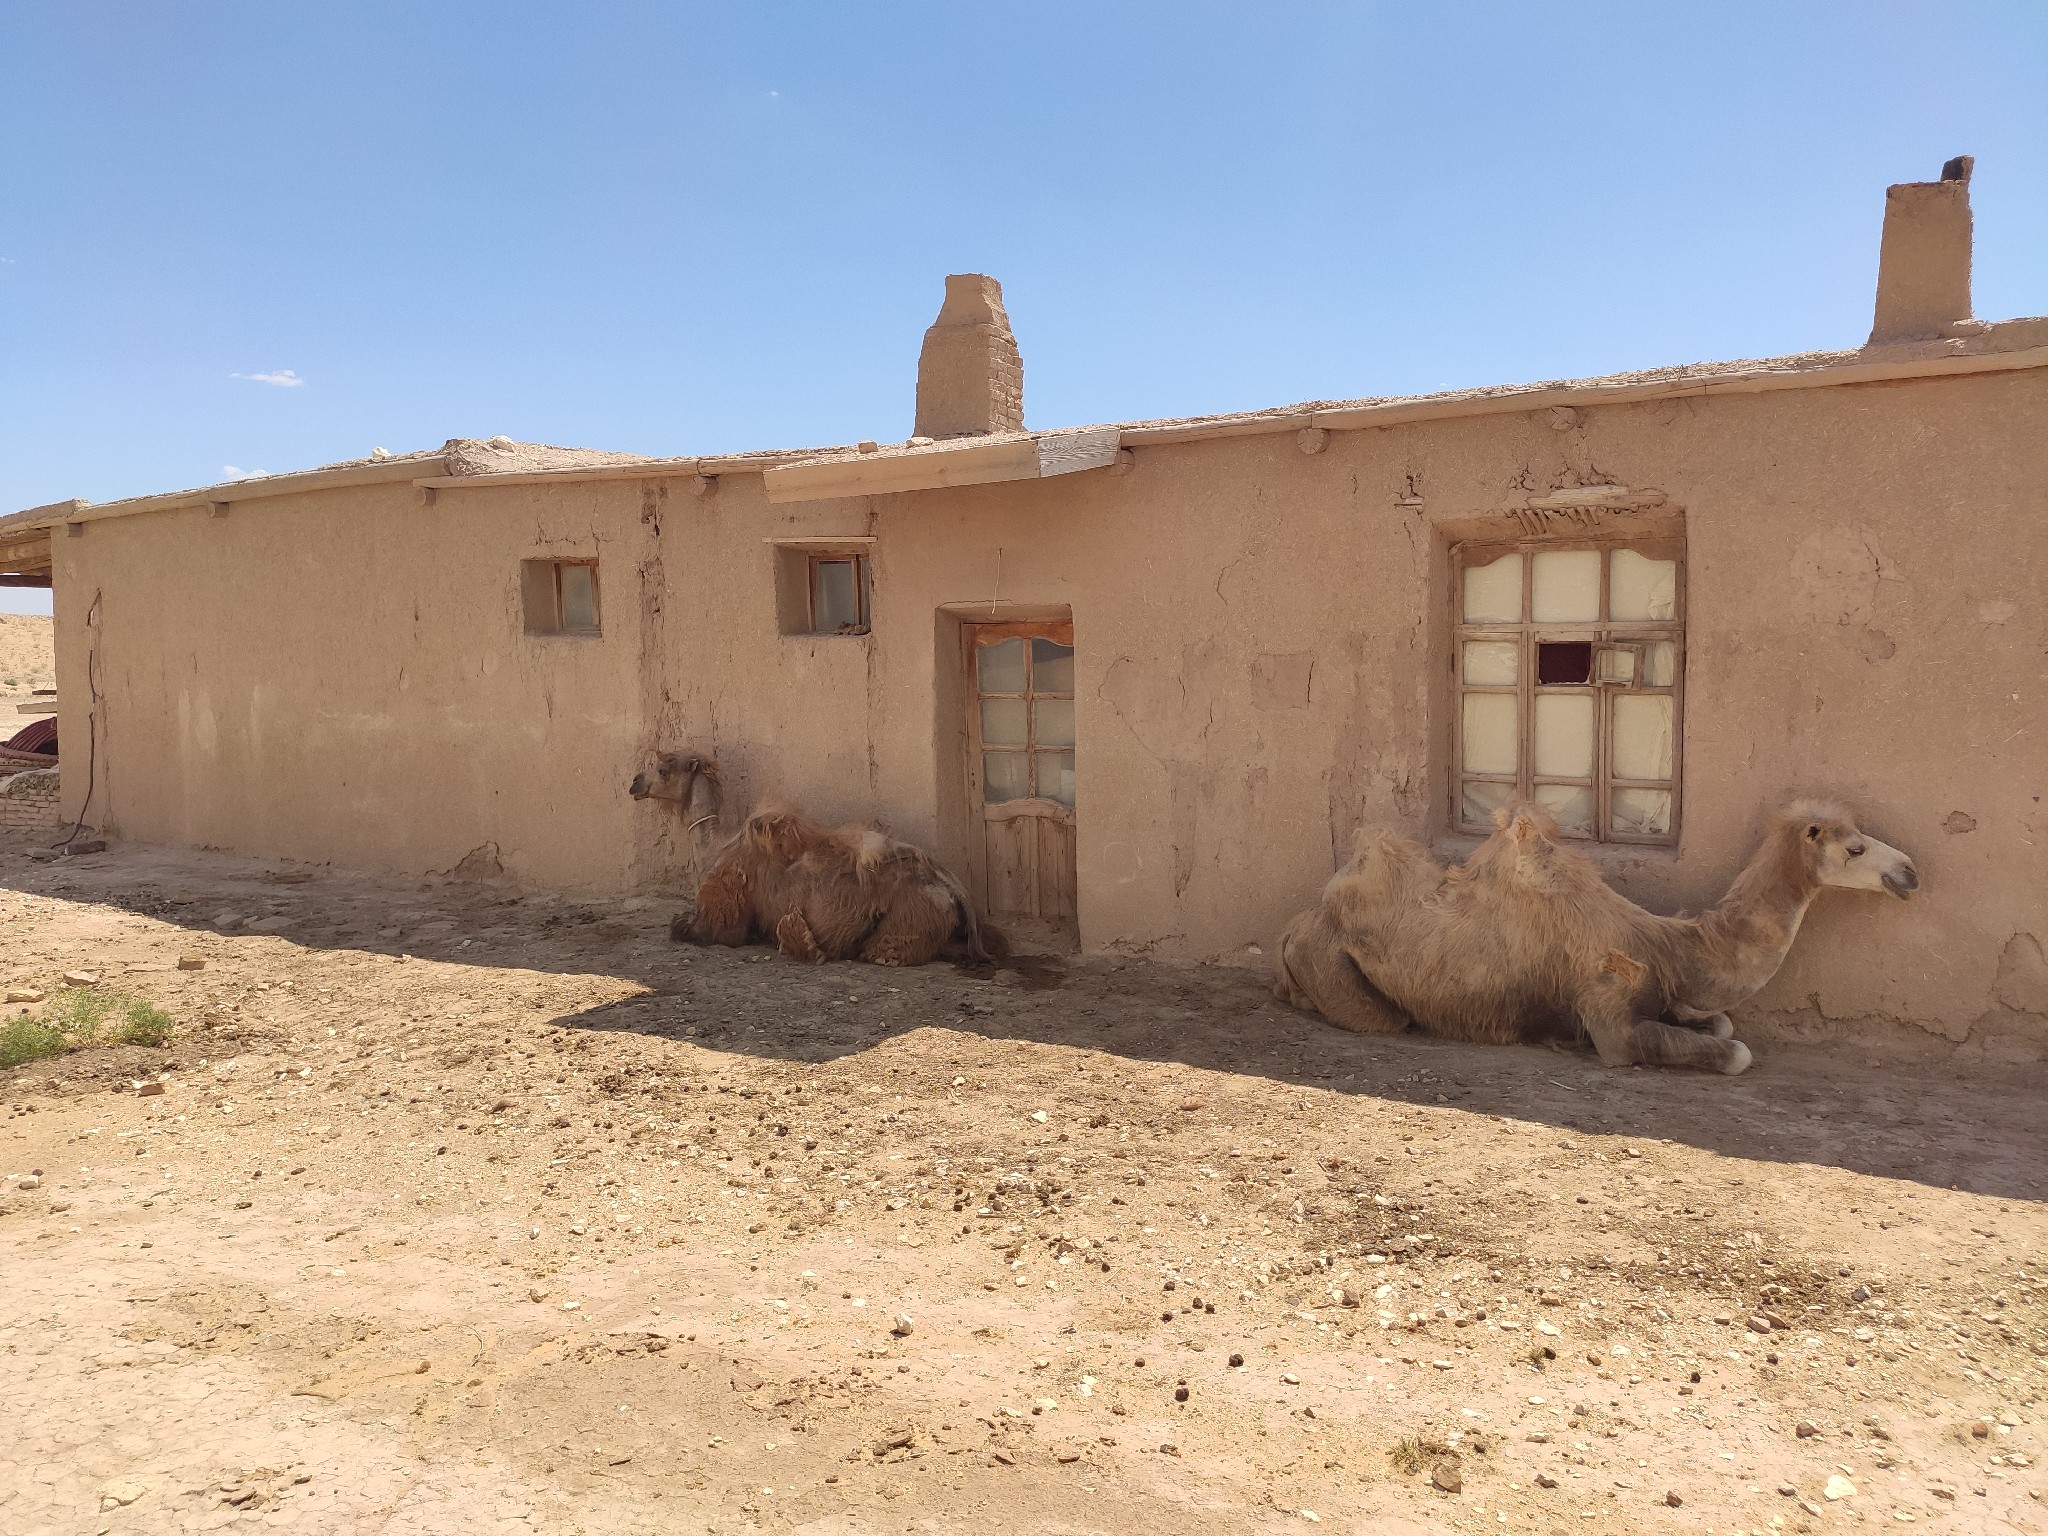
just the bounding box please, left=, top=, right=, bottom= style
left=1450, top=535, right=1685, bottom=845
left=521, top=557, right=602, bottom=637
left=963, top=621, right=1078, bottom=812
left=806, top=551, right=872, bottom=635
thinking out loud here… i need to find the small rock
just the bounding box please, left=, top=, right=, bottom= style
left=991, top=1449, right=1016, bottom=1466
left=176, top=956, right=207, bottom=971
left=62, top=970, right=98, bottom=987
left=1747, top=1316, right=1773, bottom=1333
left=890, top=1314, right=914, bottom=1337
left=212, top=912, right=244, bottom=929
left=1665, top=1492, right=1683, bottom=1508
left=1796, top=1420, right=1820, bottom=1438
left=136, top=1081, right=165, bottom=1097
left=1851, top=1285, right=1871, bottom=1302
left=1177, top=1098, right=1206, bottom=1113
left=528, top=1288, right=549, bottom=1303
left=1228, top=1353, right=1245, bottom=1368
left=99, top=1478, right=149, bottom=1510
left=1535, top=1473, right=1559, bottom=1489
left=245, top=916, right=293, bottom=934
left=1431, top=1457, right=1463, bottom=1493
left=1824, top=1474, right=1856, bottom=1501
left=5, top=986, right=43, bottom=1003
left=1029, top=1110, right=1049, bottom=1123
left=15, top=1176, right=41, bottom=1191
left=1281, top=1373, right=1300, bottom=1385
left=1778, top=1484, right=1797, bottom=1497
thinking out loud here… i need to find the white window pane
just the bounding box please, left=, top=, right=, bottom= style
left=980, top=698, right=1029, bottom=748
left=1033, top=697, right=1075, bottom=749
left=1035, top=751, right=1075, bottom=806
left=1610, top=549, right=1677, bottom=621
left=982, top=752, right=1030, bottom=803
left=1031, top=639, right=1075, bottom=694
left=813, top=559, right=861, bottom=631
left=1534, top=782, right=1595, bottom=836
left=1461, top=692, right=1518, bottom=775
left=1461, top=779, right=1515, bottom=828
left=1533, top=693, right=1595, bottom=778
left=1530, top=549, right=1601, bottom=623
left=977, top=636, right=1025, bottom=693
left=560, top=564, right=598, bottom=630
left=1612, top=694, right=1674, bottom=780
left=1462, top=552, right=1522, bottom=623
left=1593, top=646, right=1636, bottom=684
left=1642, top=641, right=1678, bottom=688
left=1463, top=640, right=1519, bottom=686
left=1613, top=786, right=1673, bottom=836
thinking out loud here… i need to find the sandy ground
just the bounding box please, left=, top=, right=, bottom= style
left=1, top=834, right=2042, bottom=1536
left=0, top=612, right=56, bottom=723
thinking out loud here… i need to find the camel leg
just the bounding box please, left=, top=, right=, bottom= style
left=1580, top=986, right=1752, bottom=1074
left=1272, top=908, right=1410, bottom=1035
left=1671, top=1004, right=1736, bottom=1039
left=774, top=912, right=829, bottom=965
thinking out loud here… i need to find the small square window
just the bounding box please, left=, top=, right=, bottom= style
left=521, top=558, right=602, bottom=636
left=807, top=553, right=871, bottom=635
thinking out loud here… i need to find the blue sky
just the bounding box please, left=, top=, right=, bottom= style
left=3, top=2, right=2044, bottom=616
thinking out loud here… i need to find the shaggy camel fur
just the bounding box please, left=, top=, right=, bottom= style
left=1274, top=800, right=1918, bottom=1074
left=680, top=808, right=1007, bottom=968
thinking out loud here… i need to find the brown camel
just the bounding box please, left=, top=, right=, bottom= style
left=1274, top=800, right=1918, bottom=1074
left=680, top=807, right=1007, bottom=968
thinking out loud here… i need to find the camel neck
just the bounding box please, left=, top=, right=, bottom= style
left=1688, top=822, right=1822, bottom=999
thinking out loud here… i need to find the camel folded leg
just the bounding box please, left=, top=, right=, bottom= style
left=1580, top=978, right=1752, bottom=1075
left=858, top=885, right=956, bottom=968
left=774, top=912, right=830, bottom=964
left=1671, top=1004, right=1736, bottom=1039
left=1272, top=907, right=1411, bottom=1035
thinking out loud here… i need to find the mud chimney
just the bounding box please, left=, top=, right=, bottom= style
left=1868, top=156, right=1975, bottom=344
left=915, top=274, right=1023, bottom=439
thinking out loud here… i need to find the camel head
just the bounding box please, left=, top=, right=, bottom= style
left=628, top=751, right=723, bottom=817
left=1788, top=801, right=1919, bottom=899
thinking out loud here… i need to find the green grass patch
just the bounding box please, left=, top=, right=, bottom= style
left=0, top=1017, right=69, bottom=1068
left=0, top=987, right=175, bottom=1066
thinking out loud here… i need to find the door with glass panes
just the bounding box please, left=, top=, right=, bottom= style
left=963, top=622, right=1077, bottom=941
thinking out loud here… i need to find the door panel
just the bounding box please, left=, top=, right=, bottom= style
left=964, top=620, right=1077, bottom=944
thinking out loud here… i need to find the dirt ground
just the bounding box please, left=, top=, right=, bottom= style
left=2, top=834, right=2042, bottom=1536
left=0, top=611, right=56, bottom=702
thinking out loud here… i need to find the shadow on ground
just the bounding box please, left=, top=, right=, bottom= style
left=6, top=833, right=2044, bottom=1204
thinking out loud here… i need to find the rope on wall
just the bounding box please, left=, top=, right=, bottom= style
left=54, top=587, right=102, bottom=850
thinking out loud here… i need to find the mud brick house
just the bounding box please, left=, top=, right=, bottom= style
left=1, top=164, right=2042, bottom=1052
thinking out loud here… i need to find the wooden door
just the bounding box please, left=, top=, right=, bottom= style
left=963, top=621, right=1077, bottom=943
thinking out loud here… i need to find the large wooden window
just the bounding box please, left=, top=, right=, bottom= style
left=1453, top=537, right=1683, bottom=843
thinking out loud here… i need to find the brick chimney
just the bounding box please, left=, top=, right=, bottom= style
left=1868, top=156, right=1975, bottom=344
left=915, top=275, right=1023, bottom=439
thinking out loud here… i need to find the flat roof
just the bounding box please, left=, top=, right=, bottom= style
left=4, top=318, right=2044, bottom=536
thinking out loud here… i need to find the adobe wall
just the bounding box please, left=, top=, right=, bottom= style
left=49, top=364, right=2048, bottom=1055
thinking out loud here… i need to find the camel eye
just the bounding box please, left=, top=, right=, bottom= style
left=1847, top=845, right=1865, bottom=858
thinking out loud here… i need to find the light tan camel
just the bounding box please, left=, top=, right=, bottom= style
left=680, top=807, right=1008, bottom=968
left=1274, top=800, right=1918, bottom=1074
left=628, top=751, right=723, bottom=827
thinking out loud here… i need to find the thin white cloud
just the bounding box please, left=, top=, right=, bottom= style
left=222, top=466, right=269, bottom=481
left=232, top=369, right=305, bottom=388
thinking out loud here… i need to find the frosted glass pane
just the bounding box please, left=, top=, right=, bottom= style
left=980, top=698, right=1029, bottom=747
left=1463, top=641, right=1519, bottom=686
left=813, top=559, right=861, bottom=631
left=1613, top=787, right=1673, bottom=836
left=977, top=637, right=1025, bottom=693
left=982, top=752, right=1030, bottom=803
left=1533, top=693, right=1595, bottom=778
left=1462, top=552, right=1522, bottom=623
left=1031, top=639, right=1075, bottom=694
left=1612, top=694, right=1674, bottom=780
left=1534, top=782, right=1595, bottom=835
left=560, top=564, right=598, bottom=631
left=1610, top=549, right=1677, bottom=621
left=1593, top=646, right=1636, bottom=684
left=1643, top=641, right=1678, bottom=688
left=1530, top=549, right=1601, bottom=622
left=1033, top=698, right=1075, bottom=748
left=1035, top=751, right=1075, bottom=807
left=1461, top=779, right=1515, bottom=827
left=1461, top=693, right=1518, bottom=775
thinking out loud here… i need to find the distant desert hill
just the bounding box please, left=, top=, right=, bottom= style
left=0, top=613, right=56, bottom=696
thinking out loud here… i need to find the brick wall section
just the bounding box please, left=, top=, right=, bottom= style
left=0, top=767, right=59, bottom=829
